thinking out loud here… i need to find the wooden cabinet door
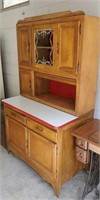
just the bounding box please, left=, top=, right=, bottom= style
left=6, top=117, right=27, bottom=154
left=58, top=21, right=80, bottom=75
left=19, top=69, right=33, bottom=97
left=32, top=24, right=58, bottom=74
left=17, top=26, right=31, bottom=67
left=28, top=129, right=57, bottom=176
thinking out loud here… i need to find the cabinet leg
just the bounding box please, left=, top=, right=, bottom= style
left=7, top=147, right=10, bottom=154
left=55, top=182, right=61, bottom=197
left=7, top=150, right=10, bottom=154
left=81, top=151, right=99, bottom=200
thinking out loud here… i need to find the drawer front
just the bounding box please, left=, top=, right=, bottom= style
left=75, top=146, right=90, bottom=164
left=27, top=118, right=57, bottom=143
left=5, top=107, right=26, bottom=125
left=75, top=138, right=88, bottom=150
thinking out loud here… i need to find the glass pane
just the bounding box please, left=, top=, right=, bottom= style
left=35, top=30, right=53, bottom=47
left=35, top=48, right=53, bottom=65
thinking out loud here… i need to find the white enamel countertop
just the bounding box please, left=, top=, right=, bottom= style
left=2, top=95, right=77, bottom=129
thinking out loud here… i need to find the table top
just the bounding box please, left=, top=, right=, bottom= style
left=72, top=119, right=100, bottom=153
left=2, top=95, right=77, bottom=129
left=89, top=131, right=100, bottom=144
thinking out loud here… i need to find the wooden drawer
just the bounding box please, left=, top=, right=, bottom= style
left=75, top=138, right=88, bottom=150
left=27, top=118, right=57, bottom=143
left=75, top=146, right=90, bottom=164
left=5, top=107, right=26, bottom=125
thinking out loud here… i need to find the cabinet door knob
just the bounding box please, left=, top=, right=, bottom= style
left=29, top=80, right=31, bottom=89
left=11, top=112, right=16, bottom=117
left=36, top=125, right=43, bottom=132
left=27, top=42, right=30, bottom=51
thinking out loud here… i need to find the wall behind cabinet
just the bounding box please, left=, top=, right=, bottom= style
left=0, top=0, right=100, bottom=118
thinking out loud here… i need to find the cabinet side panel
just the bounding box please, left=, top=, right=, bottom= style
left=76, top=16, right=100, bottom=115
left=61, top=128, right=83, bottom=184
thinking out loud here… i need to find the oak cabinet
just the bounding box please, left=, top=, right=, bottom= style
left=19, top=69, right=33, bottom=97
left=3, top=10, right=100, bottom=198
left=17, top=26, right=32, bottom=68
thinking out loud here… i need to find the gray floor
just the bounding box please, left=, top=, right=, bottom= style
left=0, top=145, right=99, bottom=200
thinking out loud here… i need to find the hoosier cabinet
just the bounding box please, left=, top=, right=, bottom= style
left=3, top=10, right=100, bottom=196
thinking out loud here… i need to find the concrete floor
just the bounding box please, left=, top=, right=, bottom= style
left=0, top=145, right=99, bottom=200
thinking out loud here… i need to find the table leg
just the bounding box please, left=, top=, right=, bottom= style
left=81, top=151, right=99, bottom=199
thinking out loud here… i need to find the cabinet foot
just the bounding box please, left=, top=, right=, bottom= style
left=55, top=184, right=61, bottom=197
left=81, top=152, right=99, bottom=199
left=7, top=150, right=10, bottom=154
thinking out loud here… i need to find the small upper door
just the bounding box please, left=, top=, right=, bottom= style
left=19, top=69, right=33, bottom=97
left=17, top=26, right=32, bottom=68
left=32, top=24, right=58, bottom=74
left=58, top=21, right=80, bottom=75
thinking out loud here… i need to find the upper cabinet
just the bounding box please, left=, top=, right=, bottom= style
left=32, top=21, right=80, bottom=77
left=17, top=25, right=32, bottom=68
left=16, top=11, right=100, bottom=116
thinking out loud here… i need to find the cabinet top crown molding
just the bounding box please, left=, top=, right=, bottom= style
left=17, top=10, right=85, bottom=24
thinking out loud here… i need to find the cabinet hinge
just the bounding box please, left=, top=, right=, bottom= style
left=56, top=146, right=58, bottom=156
left=79, top=23, right=81, bottom=35
left=27, top=41, right=30, bottom=51
left=29, top=79, right=31, bottom=89
left=77, top=62, right=80, bottom=73
left=26, top=139, right=28, bottom=148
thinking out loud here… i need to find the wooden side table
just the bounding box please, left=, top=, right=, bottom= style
left=71, top=119, right=100, bottom=199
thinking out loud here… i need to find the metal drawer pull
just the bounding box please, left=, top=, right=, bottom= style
left=11, top=112, right=16, bottom=117
left=79, top=152, right=83, bottom=158
left=36, top=125, right=43, bottom=132
left=80, top=141, right=84, bottom=146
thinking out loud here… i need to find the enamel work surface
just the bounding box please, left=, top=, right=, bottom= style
left=2, top=95, right=77, bottom=129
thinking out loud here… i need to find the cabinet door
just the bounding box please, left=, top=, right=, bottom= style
left=17, top=26, right=31, bottom=67
left=58, top=21, right=80, bottom=75
left=32, top=24, right=58, bottom=73
left=6, top=117, right=27, bottom=154
left=19, top=69, right=33, bottom=97
left=28, top=129, right=57, bottom=176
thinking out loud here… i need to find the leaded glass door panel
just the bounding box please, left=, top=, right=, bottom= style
left=32, top=24, right=58, bottom=71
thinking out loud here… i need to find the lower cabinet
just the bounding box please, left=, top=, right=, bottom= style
left=5, top=105, right=92, bottom=196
